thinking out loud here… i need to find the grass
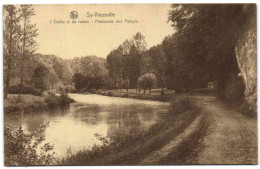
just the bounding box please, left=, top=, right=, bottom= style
left=4, top=95, right=48, bottom=115
left=100, top=88, right=174, bottom=102
left=6, top=94, right=45, bottom=103
left=4, top=93, right=74, bottom=115
left=157, top=113, right=210, bottom=165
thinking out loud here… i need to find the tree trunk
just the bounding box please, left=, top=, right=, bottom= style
left=127, top=88, right=128, bottom=92
left=5, top=11, right=13, bottom=99
left=161, top=87, right=164, bottom=96
left=4, top=66, right=10, bottom=99
left=149, top=87, right=151, bottom=94
left=20, top=16, right=27, bottom=96
left=143, top=88, right=146, bottom=94
left=20, top=73, right=24, bottom=95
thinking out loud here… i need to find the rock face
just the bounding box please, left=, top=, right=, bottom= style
left=235, top=8, right=257, bottom=111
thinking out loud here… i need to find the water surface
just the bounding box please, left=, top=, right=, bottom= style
left=5, top=94, right=169, bottom=157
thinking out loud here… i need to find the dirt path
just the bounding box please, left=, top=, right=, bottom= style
left=139, top=114, right=203, bottom=165
left=194, top=96, right=257, bottom=164
left=138, top=95, right=257, bottom=165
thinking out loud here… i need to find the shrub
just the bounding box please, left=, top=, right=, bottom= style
left=137, top=73, right=157, bottom=94
left=70, top=89, right=78, bottom=93
left=169, top=94, right=195, bottom=116
left=9, top=85, right=42, bottom=96
left=4, top=104, right=23, bottom=115
left=4, top=126, right=58, bottom=166
left=60, top=92, right=74, bottom=105
left=44, top=94, right=60, bottom=108
left=89, top=89, right=98, bottom=94
left=4, top=97, right=24, bottom=114
left=107, top=91, right=114, bottom=96
left=122, top=93, right=129, bottom=98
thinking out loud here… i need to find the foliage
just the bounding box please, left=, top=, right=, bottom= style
left=48, top=72, right=59, bottom=89
left=167, top=4, right=255, bottom=97
left=137, top=73, right=157, bottom=94
left=45, top=92, right=73, bottom=108
left=44, top=94, right=60, bottom=108
left=72, top=73, right=85, bottom=91
left=72, top=73, right=112, bottom=92
left=148, top=44, right=167, bottom=89
left=107, top=91, right=114, bottom=96
left=4, top=126, right=58, bottom=166
left=169, top=94, right=195, bottom=117
left=19, top=5, right=38, bottom=95
left=3, top=5, right=21, bottom=98
left=106, top=32, right=148, bottom=89
left=122, top=79, right=130, bottom=92
left=9, top=84, right=41, bottom=96
left=3, top=5, right=38, bottom=97
left=60, top=92, right=74, bottom=105
left=88, top=89, right=98, bottom=94
left=31, top=63, right=48, bottom=92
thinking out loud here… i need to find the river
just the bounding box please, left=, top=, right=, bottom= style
left=4, top=94, right=169, bottom=157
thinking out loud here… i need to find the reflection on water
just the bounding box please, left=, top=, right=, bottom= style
left=4, top=94, right=169, bottom=157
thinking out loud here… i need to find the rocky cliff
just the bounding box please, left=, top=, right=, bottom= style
left=235, top=6, right=257, bottom=111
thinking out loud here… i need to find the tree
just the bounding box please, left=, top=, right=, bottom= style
left=125, top=44, right=144, bottom=89
left=168, top=4, right=255, bottom=96
left=128, top=32, right=147, bottom=89
left=132, top=32, right=147, bottom=53
left=48, top=72, right=59, bottom=89
left=19, top=5, right=38, bottom=95
left=106, top=48, right=124, bottom=89
left=31, top=63, right=48, bottom=92
left=122, top=79, right=130, bottom=92
left=148, top=44, right=167, bottom=92
left=72, top=73, right=85, bottom=91
left=92, top=61, right=101, bottom=77
left=137, top=73, right=157, bottom=94
left=102, top=75, right=113, bottom=89
left=106, top=32, right=148, bottom=90
left=3, top=5, right=21, bottom=98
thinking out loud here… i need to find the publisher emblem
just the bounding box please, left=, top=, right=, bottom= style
left=70, top=11, right=78, bottom=19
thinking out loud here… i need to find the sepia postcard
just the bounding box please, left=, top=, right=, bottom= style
left=3, top=4, right=257, bottom=166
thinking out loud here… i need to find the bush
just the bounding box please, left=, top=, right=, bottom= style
left=44, top=94, right=60, bottom=108
left=9, top=85, right=42, bottom=96
left=45, top=92, right=74, bottom=108
left=60, top=92, right=74, bottom=105
left=4, top=126, right=58, bottom=166
left=4, top=104, right=23, bottom=115
left=137, top=73, right=157, bottom=94
left=89, top=89, right=98, bottom=94
left=70, top=89, right=78, bottom=93
left=169, top=94, right=195, bottom=116
left=122, top=93, right=129, bottom=98
left=107, top=91, right=114, bottom=96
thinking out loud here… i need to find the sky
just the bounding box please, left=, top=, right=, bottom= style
left=31, top=4, right=174, bottom=59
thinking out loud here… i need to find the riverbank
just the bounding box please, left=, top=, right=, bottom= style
left=4, top=93, right=74, bottom=115
left=98, top=88, right=174, bottom=102
left=61, top=94, right=257, bottom=165
left=61, top=94, right=201, bottom=165
left=5, top=92, right=256, bottom=165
